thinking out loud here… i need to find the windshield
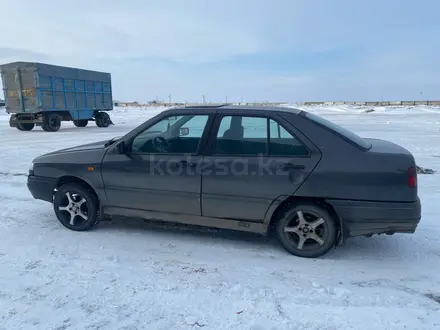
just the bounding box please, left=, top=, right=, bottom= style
left=303, top=112, right=372, bottom=150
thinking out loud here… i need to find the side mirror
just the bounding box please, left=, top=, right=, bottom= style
left=117, top=141, right=127, bottom=154
left=179, top=127, right=189, bottom=137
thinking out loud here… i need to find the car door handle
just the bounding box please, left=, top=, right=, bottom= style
left=279, top=162, right=305, bottom=171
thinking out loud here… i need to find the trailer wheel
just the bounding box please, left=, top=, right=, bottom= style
left=73, top=120, right=88, bottom=127
left=42, top=113, right=61, bottom=132
left=96, top=112, right=111, bottom=128
left=16, top=123, right=35, bottom=131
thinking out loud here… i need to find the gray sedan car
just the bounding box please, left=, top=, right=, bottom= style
left=27, top=105, right=421, bottom=258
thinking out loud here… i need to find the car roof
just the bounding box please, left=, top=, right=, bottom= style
left=167, top=103, right=303, bottom=115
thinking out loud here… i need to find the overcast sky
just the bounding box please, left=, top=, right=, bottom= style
left=0, top=0, right=438, bottom=103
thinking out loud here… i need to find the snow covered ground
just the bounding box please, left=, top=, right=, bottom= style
left=0, top=105, right=439, bottom=330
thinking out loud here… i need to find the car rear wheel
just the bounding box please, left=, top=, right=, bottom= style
left=275, top=203, right=337, bottom=258
left=53, top=183, right=99, bottom=231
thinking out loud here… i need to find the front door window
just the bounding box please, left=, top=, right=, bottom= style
left=131, top=114, right=209, bottom=154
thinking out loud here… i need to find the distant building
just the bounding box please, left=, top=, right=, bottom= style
left=118, top=101, right=139, bottom=107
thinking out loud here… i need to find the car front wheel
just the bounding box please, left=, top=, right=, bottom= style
left=275, top=203, right=337, bottom=258
left=53, top=183, right=99, bottom=231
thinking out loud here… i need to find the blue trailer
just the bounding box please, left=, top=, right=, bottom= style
left=0, top=61, right=113, bottom=132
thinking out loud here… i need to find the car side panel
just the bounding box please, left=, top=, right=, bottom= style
left=200, top=110, right=322, bottom=222
left=280, top=112, right=367, bottom=200
left=201, top=155, right=318, bottom=221
left=32, top=149, right=108, bottom=204
left=101, top=153, right=203, bottom=215
left=100, top=111, right=216, bottom=215
left=278, top=112, right=415, bottom=202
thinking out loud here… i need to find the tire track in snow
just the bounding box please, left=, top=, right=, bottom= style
left=352, top=278, right=440, bottom=310
left=0, top=171, right=28, bottom=177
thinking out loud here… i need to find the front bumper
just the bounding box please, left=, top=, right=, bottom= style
left=327, top=197, right=421, bottom=239
left=27, top=174, right=57, bottom=203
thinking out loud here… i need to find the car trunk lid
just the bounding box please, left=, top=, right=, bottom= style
left=364, top=138, right=418, bottom=201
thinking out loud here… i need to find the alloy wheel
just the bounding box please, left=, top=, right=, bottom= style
left=57, top=191, right=89, bottom=227
left=283, top=210, right=327, bottom=251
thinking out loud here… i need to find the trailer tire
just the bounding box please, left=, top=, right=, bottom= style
left=43, top=113, right=61, bottom=132
left=95, top=115, right=102, bottom=127
left=96, top=112, right=111, bottom=128
left=16, top=123, right=35, bottom=131
left=73, top=120, right=88, bottom=127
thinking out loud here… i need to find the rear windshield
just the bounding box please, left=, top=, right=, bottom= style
left=302, top=112, right=372, bottom=150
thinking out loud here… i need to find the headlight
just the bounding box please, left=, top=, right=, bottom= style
left=29, top=162, right=34, bottom=174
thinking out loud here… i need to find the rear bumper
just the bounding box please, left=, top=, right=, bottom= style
left=326, top=198, right=421, bottom=239
left=27, top=174, right=57, bottom=202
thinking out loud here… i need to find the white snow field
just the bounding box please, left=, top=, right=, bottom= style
left=0, top=105, right=439, bottom=330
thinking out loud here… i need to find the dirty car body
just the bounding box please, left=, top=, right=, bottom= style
left=27, top=105, right=422, bottom=258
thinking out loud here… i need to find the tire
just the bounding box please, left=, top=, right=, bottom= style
left=95, top=112, right=111, bottom=128
left=16, top=123, right=35, bottom=131
left=73, top=120, right=88, bottom=127
left=53, top=183, right=99, bottom=231
left=275, top=202, right=338, bottom=258
left=42, top=113, right=61, bottom=132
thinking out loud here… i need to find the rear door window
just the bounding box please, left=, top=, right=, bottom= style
left=214, top=115, right=267, bottom=155
left=269, top=119, right=309, bottom=156
left=213, top=115, right=308, bottom=156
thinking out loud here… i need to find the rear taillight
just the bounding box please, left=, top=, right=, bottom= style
left=408, top=166, right=417, bottom=188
